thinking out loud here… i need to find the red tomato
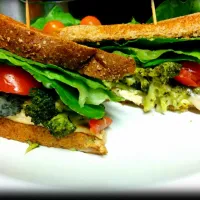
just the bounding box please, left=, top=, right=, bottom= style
left=43, top=20, right=65, bottom=34
left=89, top=116, right=112, bottom=134
left=0, top=64, right=41, bottom=95
left=80, top=16, right=101, bottom=25
left=174, top=62, right=200, bottom=87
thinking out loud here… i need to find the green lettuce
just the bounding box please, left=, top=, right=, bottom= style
left=117, top=37, right=200, bottom=49
left=129, top=17, right=140, bottom=24
left=101, top=46, right=200, bottom=67
left=147, top=0, right=200, bottom=23
left=92, top=37, right=200, bottom=51
left=0, top=49, right=122, bottom=119
left=31, top=5, right=80, bottom=30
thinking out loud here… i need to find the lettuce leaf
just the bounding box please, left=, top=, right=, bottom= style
left=31, top=5, right=80, bottom=30
left=0, top=49, right=122, bottom=119
left=129, top=17, right=140, bottom=24
left=107, top=47, right=200, bottom=67
left=147, top=0, right=200, bottom=23
left=93, top=37, right=200, bottom=51
left=120, top=37, right=200, bottom=49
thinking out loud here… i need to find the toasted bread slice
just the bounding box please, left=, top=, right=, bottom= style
left=0, top=118, right=107, bottom=155
left=0, top=14, right=135, bottom=81
left=56, top=12, right=200, bottom=43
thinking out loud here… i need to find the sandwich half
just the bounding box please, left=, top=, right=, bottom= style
left=56, top=12, right=200, bottom=113
left=0, top=13, right=135, bottom=155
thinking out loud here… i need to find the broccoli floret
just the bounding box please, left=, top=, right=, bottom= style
left=118, top=62, right=193, bottom=113
left=45, top=113, right=76, bottom=138
left=136, top=62, right=182, bottom=81
left=0, top=93, right=25, bottom=117
left=123, top=62, right=182, bottom=92
left=147, top=62, right=181, bottom=81
left=134, top=62, right=190, bottom=113
left=143, top=79, right=191, bottom=113
left=24, top=88, right=58, bottom=125
left=24, top=88, right=77, bottom=138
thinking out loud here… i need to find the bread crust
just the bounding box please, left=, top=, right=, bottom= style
left=0, top=14, right=96, bottom=70
left=80, top=49, right=135, bottom=81
left=0, top=14, right=135, bottom=81
left=0, top=118, right=107, bottom=155
left=57, top=12, right=200, bottom=42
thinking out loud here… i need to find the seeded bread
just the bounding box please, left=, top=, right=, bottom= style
left=0, top=118, right=107, bottom=155
left=0, top=14, right=135, bottom=81
left=56, top=12, right=200, bottom=43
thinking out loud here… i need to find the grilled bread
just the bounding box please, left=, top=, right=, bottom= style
left=55, top=12, right=200, bottom=114
left=56, top=12, right=200, bottom=43
left=0, top=118, right=107, bottom=155
left=0, top=13, right=135, bottom=81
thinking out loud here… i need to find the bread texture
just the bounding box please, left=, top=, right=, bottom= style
left=0, top=14, right=135, bottom=81
left=0, top=118, right=107, bottom=155
left=80, top=49, right=135, bottom=81
left=57, top=12, right=200, bottom=43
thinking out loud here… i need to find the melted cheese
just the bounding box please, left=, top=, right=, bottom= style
left=7, top=109, right=34, bottom=125
left=189, top=93, right=200, bottom=111
left=6, top=110, right=104, bottom=138
left=113, top=88, right=143, bottom=106
left=114, top=87, right=200, bottom=112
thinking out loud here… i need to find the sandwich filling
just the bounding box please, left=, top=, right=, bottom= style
left=39, top=6, right=200, bottom=114
left=101, top=42, right=200, bottom=113
left=0, top=48, right=121, bottom=154
left=55, top=14, right=200, bottom=114
left=0, top=6, right=137, bottom=154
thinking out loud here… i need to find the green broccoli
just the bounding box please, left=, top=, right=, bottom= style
left=45, top=113, right=76, bottom=138
left=117, top=61, right=193, bottom=113
left=129, top=62, right=190, bottom=113
left=123, top=62, right=182, bottom=92
left=24, top=88, right=58, bottom=125
left=143, top=79, right=191, bottom=113
left=0, top=93, right=25, bottom=117
left=135, top=62, right=182, bottom=80
left=24, top=88, right=77, bottom=138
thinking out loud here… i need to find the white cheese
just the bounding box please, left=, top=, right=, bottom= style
left=112, top=88, right=143, bottom=106
left=6, top=109, right=34, bottom=125
left=6, top=110, right=103, bottom=137
left=6, top=109, right=92, bottom=133
left=189, top=93, right=200, bottom=111
left=113, top=88, right=200, bottom=112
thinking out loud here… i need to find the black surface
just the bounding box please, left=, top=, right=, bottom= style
left=68, top=0, right=165, bottom=24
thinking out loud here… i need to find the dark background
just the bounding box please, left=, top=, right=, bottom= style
left=68, top=0, right=166, bottom=24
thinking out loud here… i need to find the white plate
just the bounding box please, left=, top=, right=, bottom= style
left=1, top=101, right=200, bottom=194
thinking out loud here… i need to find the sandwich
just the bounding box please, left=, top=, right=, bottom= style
left=55, top=12, right=200, bottom=114
left=0, top=13, right=135, bottom=155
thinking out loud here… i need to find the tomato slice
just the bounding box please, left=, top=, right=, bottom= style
left=43, top=20, right=65, bottom=34
left=174, top=62, right=200, bottom=87
left=80, top=16, right=101, bottom=25
left=89, top=116, right=112, bottom=134
left=0, top=64, right=41, bottom=95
